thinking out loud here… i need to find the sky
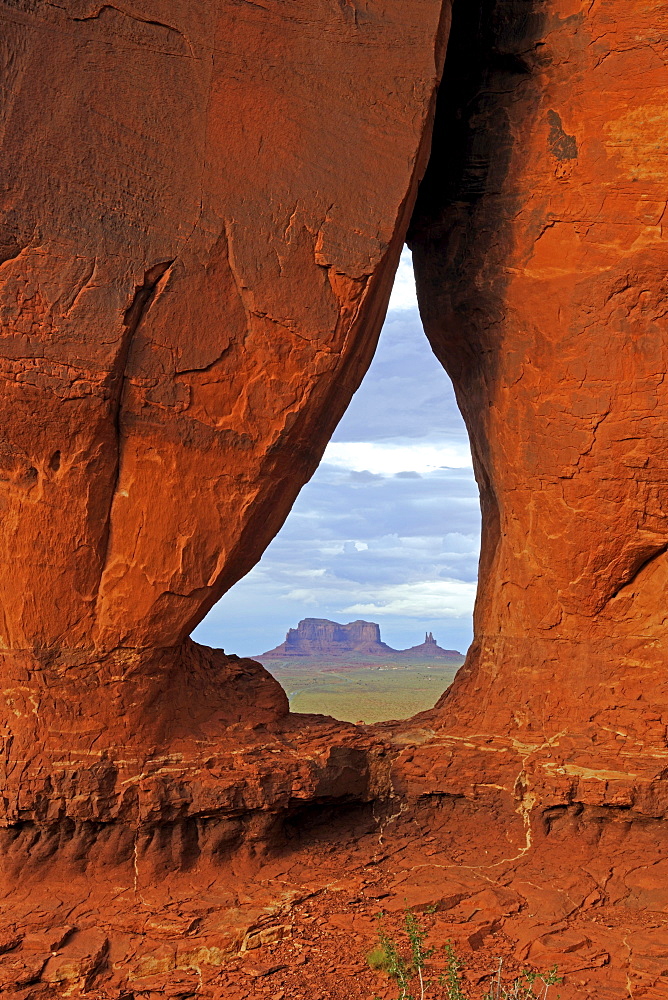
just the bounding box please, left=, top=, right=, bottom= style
left=193, top=249, right=481, bottom=657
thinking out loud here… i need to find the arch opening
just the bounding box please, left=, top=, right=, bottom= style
left=193, top=249, right=481, bottom=724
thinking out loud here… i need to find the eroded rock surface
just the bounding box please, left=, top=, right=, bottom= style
left=260, top=618, right=461, bottom=659
left=261, top=618, right=395, bottom=658
left=2, top=723, right=668, bottom=998
left=0, top=3, right=452, bottom=984
left=0, top=0, right=448, bottom=660
left=0, top=0, right=448, bottom=755
left=2, top=0, right=668, bottom=995
left=410, top=0, right=668, bottom=742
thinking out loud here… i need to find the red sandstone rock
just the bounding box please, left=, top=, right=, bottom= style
left=0, top=3, right=452, bottom=984
left=411, top=0, right=668, bottom=743
left=0, top=0, right=449, bottom=788
left=2, top=0, right=668, bottom=996
left=0, top=0, right=447, bottom=662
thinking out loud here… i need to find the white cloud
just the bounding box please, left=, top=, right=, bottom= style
left=342, top=579, right=477, bottom=619
left=323, top=440, right=473, bottom=476
left=285, top=588, right=321, bottom=604
left=387, top=247, right=419, bottom=312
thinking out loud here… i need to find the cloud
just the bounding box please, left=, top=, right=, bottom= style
left=285, top=464, right=481, bottom=550
left=329, top=311, right=466, bottom=446
left=343, top=579, right=477, bottom=619
left=323, top=440, right=472, bottom=475
left=193, top=465, right=481, bottom=654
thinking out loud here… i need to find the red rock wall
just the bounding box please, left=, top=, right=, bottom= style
left=0, top=0, right=449, bottom=662
left=410, top=0, right=668, bottom=742
left=3, top=4, right=668, bottom=996
left=0, top=0, right=456, bottom=851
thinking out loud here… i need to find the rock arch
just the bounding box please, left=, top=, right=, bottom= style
left=0, top=0, right=448, bottom=753
left=1, top=0, right=668, bottom=992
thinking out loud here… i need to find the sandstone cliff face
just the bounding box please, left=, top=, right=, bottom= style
left=2, top=0, right=668, bottom=995
left=0, top=0, right=449, bottom=732
left=410, top=0, right=668, bottom=742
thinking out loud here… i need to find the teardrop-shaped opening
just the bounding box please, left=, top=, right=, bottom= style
left=194, top=249, right=480, bottom=724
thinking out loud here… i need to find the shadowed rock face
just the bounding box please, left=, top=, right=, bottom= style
left=410, top=0, right=668, bottom=742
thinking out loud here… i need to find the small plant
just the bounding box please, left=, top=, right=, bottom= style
left=377, top=914, right=413, bottom=999
left=367, top=945, right=390, bottom=971
left=405, top=907, right=436, bottom=1000
left=486, top=957, right=504, bottom=1000
left=369, top=911, right=562, bottom=1000
left=482, top=957, right=562, bottom=999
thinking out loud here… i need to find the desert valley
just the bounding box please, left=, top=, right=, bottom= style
left=258, top=618, right=464, bottom=723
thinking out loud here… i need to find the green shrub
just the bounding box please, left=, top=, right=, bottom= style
left=370, top=909, right=562, bottom=1000
left=367, top=946, right=390, bottom=971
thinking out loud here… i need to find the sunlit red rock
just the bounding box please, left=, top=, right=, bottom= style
left=1, top=0, right=668, bottom=995
left=0, top=0, right=448, bottom=731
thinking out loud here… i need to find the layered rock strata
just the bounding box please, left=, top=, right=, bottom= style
left=1, top=722, right=668, bottom=998
left=260, top=618, right=460, bottom=659
left=261, top=618, right=395, bottom=658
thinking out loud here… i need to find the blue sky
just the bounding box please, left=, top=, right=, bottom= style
left=193, top=250, right=481, bottom=657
